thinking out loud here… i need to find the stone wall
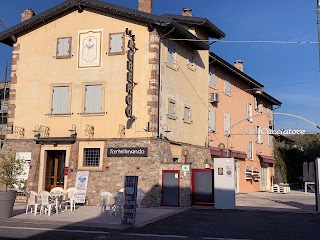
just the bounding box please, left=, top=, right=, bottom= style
left=0, top=140, right=40, bottom=191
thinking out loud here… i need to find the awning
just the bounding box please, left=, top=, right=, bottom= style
left=258, top=154, right=276, bottom=164
left=210, top=147, right=246, bottom=159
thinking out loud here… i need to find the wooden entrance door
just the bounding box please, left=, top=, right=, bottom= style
left=45, top=151, right=66, bottom=192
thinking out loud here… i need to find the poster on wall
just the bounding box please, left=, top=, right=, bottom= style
left=78, top=29, right=102, bottom=68
left=74, top=171, right=89, bottom=204
left=15, top=152, right=32, bottom=190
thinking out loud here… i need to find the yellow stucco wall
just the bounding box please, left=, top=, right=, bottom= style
left=9, top=10, right=155, bottom=139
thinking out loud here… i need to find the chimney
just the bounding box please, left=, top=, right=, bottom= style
left=234, top=60, right=243, bottom=71
left=182, top=8, right=192, bottom=17
left=138, top=0, right=153, bottom=14
left=21, top=8, right=35, bottom=22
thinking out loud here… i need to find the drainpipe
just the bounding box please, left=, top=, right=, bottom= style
left=157, top=27, right=175, bottom=138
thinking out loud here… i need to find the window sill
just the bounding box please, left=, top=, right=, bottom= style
left=183, top=119, right=193, bottom=124
left=78, top=166, right=103, bottom=172
left=79, top=112, right=107, bottom=116
left=166, top=63, right=178, bottom=71
left=187, top=66, right=196, bottom=71
left=224, top=92, right=231, bottom=97
left=209, top=86, right=216, bottom=90
left=167, top=115, right=177, bottom=120
left=56, top=55, right=72, bottom=59
left=46, top=113, right=72, bottom=117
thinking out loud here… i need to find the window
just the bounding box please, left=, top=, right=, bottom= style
left=109, top=33, right=125, bottom=55
left=51, top=86, right=70, bottom=114
left=255, top=125, right=263, bottom=144
left=78, top=141, right=104, bottom=171
left=84, top=84, right=103, bottom=113
left=268, top=134, right=273, bottom=147
left=224, top=76, right=231, bottom=96
left=209, top=66, right=216, bottom=88
left=56, top=37, right=71, bottom=59
left=224, top=113, right=231, bottom=136
left=168, top=99, right=176, bottom=119
left=209, top=108, right=216, bottom=132
left=183, top=105, right=191, bottom=123
left=247, top=141, right=253, bottom=160
left=246, top=102, right=252, bottom=122
left=255, top=97, right=263, bottom=113
left=83, top=148, right=100, bottom=167
left=187, top=52, right=195, bottom=70
left=267, top=104, right=273, bottom=118
left=167, top=41, right=176, bottom=67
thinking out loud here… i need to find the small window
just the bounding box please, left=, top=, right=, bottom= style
left=56, top=37, right=71, bottom=59
left=183, top=105, right=191, bottom=123
left=167, top=41, right=176, bottom=67
left=209, top=66, right=216, bottom=88
left=224, top=76, right=231, bottom=96
left=267, top=104, right=273, bottom=118
left=224, top=113, right=231, bottom=136
left=168, top=99, right=176, bottom=119
left=255, top=125, right=263, bottom=144
left=187, top=52, right=195, bottom=70
left=209, top=108, right=216, bottom=132
left=268, top=134, right=273, bottom=147
left=84, top=84, right=103, bottom=113
left=109, top=33, right=125, bottom=55
left=83, top=148, right=100, bottom=167
left=51, top=86, right=70, bottom=114
left=255, top=97, right=263, bottom=113
left=247, top=141, right=253, bottom=160
left=247, top=102, right=252, bottom=122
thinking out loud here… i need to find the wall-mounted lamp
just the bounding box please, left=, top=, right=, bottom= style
left=69, top=124, right=77, bottom=138
left=182, top=149, right=189, bottom=163
left=161, top=124, right=171, bottom=138
left=218, top=143, right=225, bottom=150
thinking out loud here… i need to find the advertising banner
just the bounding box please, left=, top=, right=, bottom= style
left=74, top=171, right=89, bottom=204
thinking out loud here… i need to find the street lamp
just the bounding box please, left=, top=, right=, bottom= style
left=182, top=149, right=189, bottom=163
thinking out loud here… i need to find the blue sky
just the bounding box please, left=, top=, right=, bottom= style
left=0, top=0, right=319, bottom=132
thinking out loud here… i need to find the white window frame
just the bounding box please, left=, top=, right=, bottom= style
left=255, top=125, right=263, bottom=144
left=224, top=75, right=231, bottom=96
left=56, top=37, right=72, bottom=59
left=247, top=102, right=253, bottom=122
left=167, top=99, right=176, bottom=119
left=183, top=105, right=191, bottom=123
left=209, top=66, right=216, bottom=89
left=247, top=141, right=253, bottom=160
left=83, top=84, right=103, bottom=114
left=51, top=85, right=70, bottom=115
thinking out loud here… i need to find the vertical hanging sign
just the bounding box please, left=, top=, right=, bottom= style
left=125, top=28, right=136, bottom=121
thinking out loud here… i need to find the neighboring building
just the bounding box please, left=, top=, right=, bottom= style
left=0, top=0, right=281, bottom=205
left=208, top=53, right=281, bottom=192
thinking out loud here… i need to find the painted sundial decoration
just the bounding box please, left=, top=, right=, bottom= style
left=78, top=29, right=102, bottom=68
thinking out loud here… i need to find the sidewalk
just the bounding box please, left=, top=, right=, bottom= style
left=6, top=203, right=188, bottom=229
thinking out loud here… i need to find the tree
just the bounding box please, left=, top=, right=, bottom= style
left=0, top=154, right=24, bottom=191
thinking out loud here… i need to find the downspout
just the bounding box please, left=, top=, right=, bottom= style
left=157, top=27, right=175, bottom=138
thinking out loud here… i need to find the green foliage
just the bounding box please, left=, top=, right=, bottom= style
left=0, top=154, right=24, bottom=191
left=274, top=148, right=287, bottom=183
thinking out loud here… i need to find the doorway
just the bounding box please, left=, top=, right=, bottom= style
left=192, top=169, right=214, bottom=205
left=45, top=150, right=66, bottom=192
left=261, top=163, right=268, bottom=191
left=162, top=170, right=180, bottom=207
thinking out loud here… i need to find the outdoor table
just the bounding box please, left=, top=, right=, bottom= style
left=50, top=192, right=67, bottom=214
left=304, top=182, right=315, bottom=195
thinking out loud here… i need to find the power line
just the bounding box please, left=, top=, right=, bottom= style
left=169, top=38, right=318, bottom=44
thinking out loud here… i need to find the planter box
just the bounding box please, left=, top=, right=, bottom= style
left=0, top=190, right=17, bottom=218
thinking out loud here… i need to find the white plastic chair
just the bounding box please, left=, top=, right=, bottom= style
left=136, top=188, right=145, bottom=213
left=50, top=187, right=65, bottom=194
left=38, top=191, right=55, bottom=216
left=112, top=192, right=124, bottom=216
left=118, top=188, right=124, bottom=192
left=99, top=191, right=115, bottom=215
left=25, top=191, right=40, bottom=215
left=62, top=187, right=77, bottom=211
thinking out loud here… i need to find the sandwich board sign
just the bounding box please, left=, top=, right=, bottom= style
left=74, top=171, right=89, bottom=204
left=121, top=176, right=138, bottom=226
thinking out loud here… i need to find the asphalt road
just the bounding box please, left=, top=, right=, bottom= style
left=0, top=208, right=320, bottom=240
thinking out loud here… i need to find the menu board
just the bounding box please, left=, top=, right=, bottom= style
left=74, top=171, right=89, bottom=204
left=121, top=176, right=138, bottom=225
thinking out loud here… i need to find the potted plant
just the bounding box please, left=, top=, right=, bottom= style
left=0, top=154, right=24, bottom=218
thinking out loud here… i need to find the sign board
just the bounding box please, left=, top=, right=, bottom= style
left=107, top=148, right=148, bottom=157
left=121, top=176, right=138, bottom=226
left=182, top=165, right=190, bottom=171
left=14, top=152, right=32, bottom=189
left=74, top=171, right=89, bottom=204
left=214, top=158, right=235, bottom=209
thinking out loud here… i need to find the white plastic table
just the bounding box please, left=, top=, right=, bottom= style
left=51, top=192, right=67, bottom=214
left=304, top=182, right=315, bottom=195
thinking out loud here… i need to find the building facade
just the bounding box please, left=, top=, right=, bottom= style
left=0, top=0, right=280, bottom=206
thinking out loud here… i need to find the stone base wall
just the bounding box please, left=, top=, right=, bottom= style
left=0, top=140, right=40, bottom=191
left=0, top=138, right=211, bottom=207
